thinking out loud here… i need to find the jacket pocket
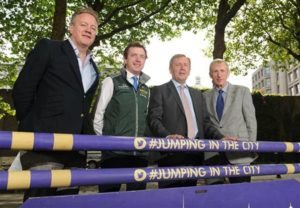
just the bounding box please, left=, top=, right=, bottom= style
left=38, top=97, right=64, bottom=118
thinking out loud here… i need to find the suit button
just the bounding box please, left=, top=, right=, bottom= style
left=80, top=113, right=84, bottom=117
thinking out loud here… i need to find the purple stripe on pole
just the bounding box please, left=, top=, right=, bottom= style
left=73, top=135, right=134, bottom=151
left=0, top=131, right=12, bottom=149
left=293, top=143, right=300, bottom=152
left=0, top=171, right=8, bottom=189
left=30, top=170, right=52, bottom=188
left=70, top=168, right=135, bottom=186
left=33, top=133, right=54, bottom=150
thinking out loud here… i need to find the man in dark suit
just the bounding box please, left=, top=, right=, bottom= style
left=12, top=7, right=100, bottom=200
left=148, top=54, right=224, bottom=188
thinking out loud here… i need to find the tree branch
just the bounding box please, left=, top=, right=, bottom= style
left=92, top=0, right=172, bottom=47
left=99, top=0, right=147, bottom=28
left=266, top=32, right=300, bottom=61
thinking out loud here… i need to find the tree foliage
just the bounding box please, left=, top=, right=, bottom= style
left=0, top=0, right=299, bottom=118
left=0, top=0, right=204, bottom=72
left=225, top=0, right=300, bottom=73
left=0, top=0, right=203, bottom=117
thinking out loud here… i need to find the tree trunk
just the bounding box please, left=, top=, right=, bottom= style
left=51, top=0, right=67, bottom=40
left=213, top=25, right=226, bottom=59
left=212, top=0, right=246, bottom=59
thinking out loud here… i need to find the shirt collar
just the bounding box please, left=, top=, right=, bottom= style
left=126, top=69, right=139, bottom=80
left=172, top=79, right=187, bottom=89
left=68, top=38, right=92, bottom=59
left=214, top=82, right=229, bottom=93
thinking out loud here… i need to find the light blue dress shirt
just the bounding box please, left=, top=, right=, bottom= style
left=68, top=39, right=97, bottom=93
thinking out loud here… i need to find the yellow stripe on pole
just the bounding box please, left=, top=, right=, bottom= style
left=7, top=171, right=31, bottom=190
left=51, top=170, right=72, bottom=187
left=286, top=164, right=296, bottom=174
left=53, top=133, right=74, bottom=150
left=11, top=132, right=34, bottom=150
left=284, top=142, right=294, bottom=152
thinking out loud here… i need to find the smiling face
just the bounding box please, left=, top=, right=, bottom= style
left=169, top=55, right=191, bottom=84
left=209, top=61, right=230, bottom=88
left=69, top=12, right=98, bottom=50
left=124, top=47, right=147, bottom=75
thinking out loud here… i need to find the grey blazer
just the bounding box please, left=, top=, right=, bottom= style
left=204, top=83, right=258, bottom=164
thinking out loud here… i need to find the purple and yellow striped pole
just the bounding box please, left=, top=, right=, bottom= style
left=0, top=131, right=300, bottom=152
left=1, top=163, right=300, bottom=190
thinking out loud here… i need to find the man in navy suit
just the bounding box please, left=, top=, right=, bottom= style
left=148, top=54, right=224, bottom=188
left=12, top=7, right=100, bottom=200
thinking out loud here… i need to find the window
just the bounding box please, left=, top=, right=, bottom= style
left=295, top=68, right=300, bottom=78
left=264, top=67, right=270, bottom=76
left=296, top=84, right=300, bottom=95
left=293, top=70, right=298, bottom=79
left=265, top=78, right=271, bottom=87
left=290, top=87, right=295, bottom=95
left=289, top=72, right=293, bottom=82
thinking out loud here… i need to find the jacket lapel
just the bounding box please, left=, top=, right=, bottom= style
left=86, top=59, right=100, bottom=94
left=61, top=40, right=83, bottom=91
left=167, top=81, right=185, bottom=114
left=208, top=90, right=219, bottom=121
left=189, top=88, right=201, bottom=125
left=223, top=83, right=233, bottom=119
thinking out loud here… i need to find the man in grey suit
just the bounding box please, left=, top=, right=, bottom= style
left=148, top=54, right=224, bottom=188
left=204, top=59, right=258, bottom=183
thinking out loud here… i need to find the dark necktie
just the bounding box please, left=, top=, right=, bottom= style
left=179, top=85, right=196, bottom=138
left=216, top=89, right=224, bottom=121
left=132, top=76, right=138, bottom=91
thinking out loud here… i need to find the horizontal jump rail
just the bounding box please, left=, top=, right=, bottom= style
left=1, top=163, right=299, bottom=190
left=0, top=131, right=299, bottom=152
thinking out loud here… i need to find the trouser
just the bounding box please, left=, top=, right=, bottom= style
left=98, top=155, right=148, bottom=193
left=21, top=151, right=86, bottom=202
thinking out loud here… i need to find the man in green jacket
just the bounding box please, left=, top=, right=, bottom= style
left=93, top=42, right=150, bottom=192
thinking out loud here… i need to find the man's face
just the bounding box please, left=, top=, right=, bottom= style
left=169, top=56, right=190, bottom=84
left=69, top=13, right=98, bottom=49
left=210, top=62, right=229, bottom=88
left=124, top=47, right=146, bottom=75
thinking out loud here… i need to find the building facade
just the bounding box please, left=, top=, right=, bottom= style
left=252, top=61, right=300, bottom=96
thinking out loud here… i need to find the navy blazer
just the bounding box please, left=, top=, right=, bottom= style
left=13, top=38, right=99, bottom=134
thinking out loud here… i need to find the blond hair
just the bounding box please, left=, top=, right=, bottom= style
left=70, top=7, right=99, bottom=25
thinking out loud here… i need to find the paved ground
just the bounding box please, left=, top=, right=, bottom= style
left=1, top=174, right=299, bottom=208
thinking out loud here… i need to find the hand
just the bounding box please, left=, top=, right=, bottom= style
left=166, top=134, right=185, bottom=139
left=222, top=136, right=238, bottom=141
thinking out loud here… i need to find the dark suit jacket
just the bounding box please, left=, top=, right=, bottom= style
left=12, top=38, right=99, bottom=168
left=148, top=81, right=223, bottom=140
left=148, top=81, right=223, bottom=165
